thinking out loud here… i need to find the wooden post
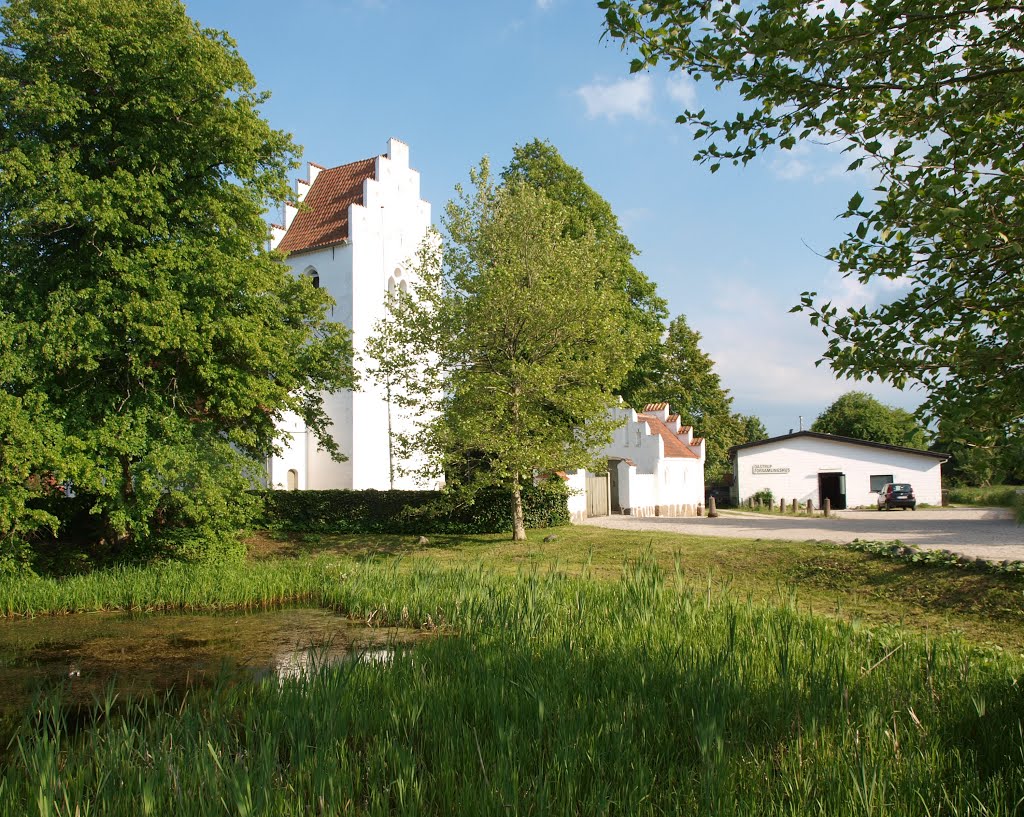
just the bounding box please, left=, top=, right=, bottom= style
left=779, top=498, right=786, bottom=513
left=824, top=497, right=831, bottom=517
left=806, top=499, right=813, bottom=515
left=791, top=499, right=798, bottom=514
left=708, top=497, right=718, bottom=518
left=697, top=503, right=703, bottom=517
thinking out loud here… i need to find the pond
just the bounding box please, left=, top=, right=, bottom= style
left=0, top=607, right=421, bottom=715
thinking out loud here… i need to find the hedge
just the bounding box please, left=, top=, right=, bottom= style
left=256, top=480, right=571, bottom=535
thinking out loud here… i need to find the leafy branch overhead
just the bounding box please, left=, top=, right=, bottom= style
left=599, top=0, right=1024, bottom=441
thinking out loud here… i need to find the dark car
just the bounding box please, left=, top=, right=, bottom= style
left=876, top=482, right=916, bottom=511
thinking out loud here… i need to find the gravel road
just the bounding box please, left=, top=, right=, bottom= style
left=581, top=507, right=1024, bottom=563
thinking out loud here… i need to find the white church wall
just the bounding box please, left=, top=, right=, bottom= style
left=281, top=242, right=356, bottom=490
left=268, top=410, right=307, bottom=491
left=347, top=139, right=434, bottom=490
left=306, top=389, right=354, bottom=490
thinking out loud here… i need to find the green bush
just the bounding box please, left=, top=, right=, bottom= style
left=257, top=480, right=570, bottom=535
left=945, top=484, right=1020, bottom=507
left=750, top=488, right=774, bottom=507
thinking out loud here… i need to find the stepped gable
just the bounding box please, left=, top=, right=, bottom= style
left=277, top=156, right=377, bottom=255
left=636, top=412, right=701, bottom=459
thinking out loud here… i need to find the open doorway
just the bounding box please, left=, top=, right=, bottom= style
left=608, top=459, right=621, bottom=513
left=818, top=472, right=846, bottom=510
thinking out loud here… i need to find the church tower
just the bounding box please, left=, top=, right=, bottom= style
left=267, top=138, right=432, bottom=490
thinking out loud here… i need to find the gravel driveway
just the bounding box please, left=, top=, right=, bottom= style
left=581, top=507, right=1024, bottom=563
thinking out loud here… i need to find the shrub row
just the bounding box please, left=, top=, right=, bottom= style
left=846, top=538, right=1024, bottom=575
left=945, top=484, right=1022, bottom=508
left=256, top=481, right=570, bottom=535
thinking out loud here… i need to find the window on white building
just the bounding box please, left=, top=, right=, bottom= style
left=304, top=266, right=320, bottom=289
left=287, top=469, right=299, bottom=491
left=869, top=474, right=893, bottom=492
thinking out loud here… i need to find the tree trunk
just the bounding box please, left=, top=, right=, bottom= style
left=511, top=474, right=527, bottom=541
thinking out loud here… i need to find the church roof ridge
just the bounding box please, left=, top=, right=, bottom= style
left=277, top=156, right=378, bottom=256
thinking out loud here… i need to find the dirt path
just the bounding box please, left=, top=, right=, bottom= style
left=581, top=507, right=1024, bottom=564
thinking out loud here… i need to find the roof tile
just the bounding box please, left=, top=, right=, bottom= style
left=638, top=414, right=700, bottom=459
left=277, top=157, right=377, bottom=256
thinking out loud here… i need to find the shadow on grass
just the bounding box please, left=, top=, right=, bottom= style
left=246, top=530, right=514, bottom=561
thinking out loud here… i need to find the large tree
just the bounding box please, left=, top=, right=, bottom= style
left=0, top=0, right=354, bottom=561
left=811, top=391, right=928, bottom=449
left=629, top=314, right=768, bottom=480
left=373, top=160, right=645, bottom=540
left=500, top=139, right=668, bottom=404
left=598, top=0, right=1024, bottom=446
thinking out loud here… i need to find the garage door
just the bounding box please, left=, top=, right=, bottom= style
left=587, top=474, right=609, bottom=517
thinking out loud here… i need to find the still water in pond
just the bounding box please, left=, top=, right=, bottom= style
left=0, top=608, right=420, bottom=713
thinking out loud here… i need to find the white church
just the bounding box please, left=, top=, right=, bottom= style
left=267, top=138, right=433, bottom=491
left=265, top=138, right=707, bottom=518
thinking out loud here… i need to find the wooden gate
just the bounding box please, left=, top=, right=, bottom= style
left=586, top=473, right=609, bottom=517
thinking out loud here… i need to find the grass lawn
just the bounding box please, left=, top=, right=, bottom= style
left=247, top=525, right=1024, bottom=653
left=2, top=525, right=1023, bottom=815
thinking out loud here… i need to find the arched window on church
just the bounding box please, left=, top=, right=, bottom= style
left=389, top=266, right=406, bottom=296
left=304, top=266, right=320, bottom=289
left=287, top=469, right=298, bottom=491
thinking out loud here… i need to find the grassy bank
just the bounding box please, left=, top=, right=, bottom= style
left=2, top=556, right=1024, bottom=815
left=5, top=525, right=1024, bottom=649
left=247, top=526, right=1024, bottom=652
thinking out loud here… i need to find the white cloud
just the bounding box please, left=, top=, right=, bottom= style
left=823, top=267, right=911, bottom=313
left=770, top=155, right=812, bottom=180
left=665, top=73, right=698, bottom=108
left=684, top=267, right=922, bottom=434
left=576, top=75, right=654, bottom=121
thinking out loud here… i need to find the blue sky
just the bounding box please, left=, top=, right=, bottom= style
left=186, top=0, right=922, bottom=436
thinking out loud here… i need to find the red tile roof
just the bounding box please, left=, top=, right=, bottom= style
left=638, top=413, right=701, bottom=459
left=643, top=402, right=668, bottom=413
left=277, top=157, right=377, bottom=256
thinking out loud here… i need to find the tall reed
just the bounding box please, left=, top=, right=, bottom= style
left=2, top=555, right=1023, bottom=814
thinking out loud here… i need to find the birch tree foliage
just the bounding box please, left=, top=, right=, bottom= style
left=598, top=0, right=1024, bottom=441
left=0, top=0, right=354, bottom=559
left=371, top=160, right=645, bottom=539
left=500, top=139, right=668, bottom=404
